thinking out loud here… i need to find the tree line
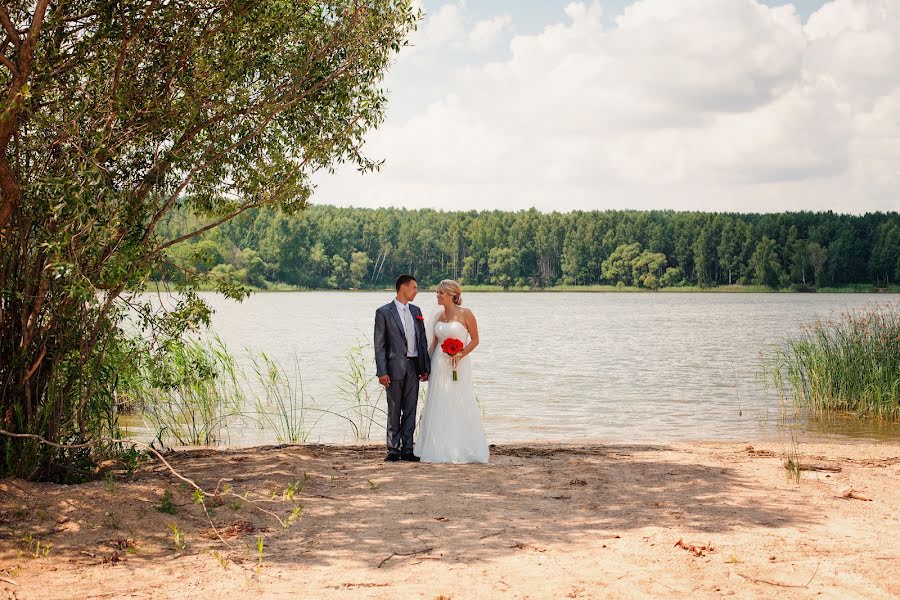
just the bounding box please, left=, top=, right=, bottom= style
left=160, top=205, right=900, bottom=290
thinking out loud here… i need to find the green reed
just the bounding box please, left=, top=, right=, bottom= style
left=337, top=339, right=387, bottom=441
left=249, top=352, right=323, bottom=444
left=770, top=302, right=900, bottom=419
left=127, top=336, right=243, bottom=446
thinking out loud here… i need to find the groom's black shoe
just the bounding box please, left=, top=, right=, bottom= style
left=385, top=453, right=400, bottom=462
left=400, top=452, right=420, bottom=462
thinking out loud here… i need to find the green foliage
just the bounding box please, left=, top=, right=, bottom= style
left=125, top=336, right=243, bottom=447
left=488, top=247, right=518, bottom=289
left=0, top=1, right=417, bottom=479
left=770, top=302, right=900, bottom=419
left=250, top=352, right=317, bottom=445
left=157, top=489, right=177, bottom=515
left=338, top=340, right=386, bottom=441
left=601, top=243, right=642, bottom=286
left=160, top=206, right=899, bottom=292
left=750, top=236, right=784, bottom=289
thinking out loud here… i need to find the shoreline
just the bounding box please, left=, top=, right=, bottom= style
left=144, top=283, right=900, bottom=294
left=3, top=438, right=899, bottom=599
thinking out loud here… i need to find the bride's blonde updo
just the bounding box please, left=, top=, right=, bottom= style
left=437, top=279, right=463, bottom=306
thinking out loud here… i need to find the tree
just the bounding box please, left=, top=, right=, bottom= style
left=328, top=255, right=349, bottom=289
left=789, top=239, right=811, bottom=285
left=0, top=0, right=417, bottom=479
left=632, top=250, right=667, bottom=289
left=807, top=242, right=828, bottom=288
left=460, top=256, right=478, bottom=284
left=750, top=237, right=784, bottom=288
left=870, top=223, right=900, bottom=286
left=349, top=251, right=371, bottom=288
left=488, top=247, right=517, bottom=289
left=660, top=267, right=684, bottom=287
left=601, top=243, right=642, bottom=286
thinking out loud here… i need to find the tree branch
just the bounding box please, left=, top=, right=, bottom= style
left=0, top=52, right=15, bottom=74
left=0, top=6, right=21, bottom=49
left=153, top=201, right=263, bottom=254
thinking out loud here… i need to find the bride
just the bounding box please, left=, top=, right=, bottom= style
left=415, top=279, right=489, bottom=464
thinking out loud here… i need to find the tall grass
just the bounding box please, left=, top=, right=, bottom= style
left=337, top=340, right=386, bottom=441
left=770, top=302, right=900, bottom=419
left=250, top=352, right=322, bottom=444
left=125, top=336, right=243, bottom=447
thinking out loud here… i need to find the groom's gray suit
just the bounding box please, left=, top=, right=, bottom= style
left=374, top=301, right=431, bottom=455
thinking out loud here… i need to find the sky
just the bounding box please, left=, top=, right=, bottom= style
left=312, top=0, right=900, bottom=215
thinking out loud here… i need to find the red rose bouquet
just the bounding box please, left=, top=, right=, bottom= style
left=440, top=338, right=464, bottom=381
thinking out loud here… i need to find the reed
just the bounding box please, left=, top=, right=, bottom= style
left=337, top=339, right=387, bottom=441
left=249, top=352, right=322, bottom=444
left=127, top=336, right=243, bottom=447
left=770, top=302, right=900, bottom=419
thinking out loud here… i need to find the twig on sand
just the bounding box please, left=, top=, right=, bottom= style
left=378, top=547, right=434, bottom=568
left=479, top=529, right=505, bottom=540
left=838, top=488, right=872, bottom=501
left=796, top=463, right=842, bottom=473
left=0, top=577, right=17, bottom=586
left=738, top=562, right=820, bottom=589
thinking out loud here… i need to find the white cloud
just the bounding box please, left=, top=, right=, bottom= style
left=468, top=14, right=513, bottom=50
left=315, top=0, right=900, bottom=214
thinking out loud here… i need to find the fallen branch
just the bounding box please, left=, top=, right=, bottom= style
left=0, top=576, right=16, bottom=586
left=479, top=529, right=505, bottom=540
left=797, top=463, right=841, bottom=473
left=738, top=562, right=819, bottom=589
left=737, top=573, right=807, bottom=588
left=838, top=488, right=871, bottom=501
left=377, top=547, right=433, bottom=568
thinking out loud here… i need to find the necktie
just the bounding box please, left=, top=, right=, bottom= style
left=402, top=306, right=415, bottom=356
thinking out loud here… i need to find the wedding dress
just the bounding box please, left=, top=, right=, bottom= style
left=415, top=318, right=490, bottom=464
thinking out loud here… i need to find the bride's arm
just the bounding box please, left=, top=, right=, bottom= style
left=459, top=309, right=479, bottom=358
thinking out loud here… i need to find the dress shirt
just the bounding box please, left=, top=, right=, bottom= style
left=393, top=299, right=418, bottom=357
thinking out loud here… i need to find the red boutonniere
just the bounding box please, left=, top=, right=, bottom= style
left=415, top=315, right=424, bottom=321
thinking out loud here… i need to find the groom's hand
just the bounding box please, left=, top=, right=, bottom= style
left=378, top=375, right=391, bottom=387
left=420, top=373, right=429, bottom=382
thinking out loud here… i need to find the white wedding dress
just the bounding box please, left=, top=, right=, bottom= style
left=415, top=319, right=489, bottom=464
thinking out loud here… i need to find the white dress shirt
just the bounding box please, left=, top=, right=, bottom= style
left=393, top=299, right=418, bottom=357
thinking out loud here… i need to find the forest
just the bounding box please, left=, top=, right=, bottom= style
left=160, top=205, right=900, bottom=290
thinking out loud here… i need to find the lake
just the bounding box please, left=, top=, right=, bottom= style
left=135, top=291, right=900, bottom=445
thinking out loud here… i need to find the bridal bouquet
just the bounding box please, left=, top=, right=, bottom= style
left=440, top=338, right=464, bottom=381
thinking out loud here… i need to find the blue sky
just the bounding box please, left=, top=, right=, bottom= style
left=314, top=1, right=900, bottom=214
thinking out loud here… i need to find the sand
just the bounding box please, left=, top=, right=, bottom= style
left=1, top=439, right=899, bottom=599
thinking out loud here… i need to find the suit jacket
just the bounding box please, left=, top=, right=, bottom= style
left=374, top=301, right=431, bottom=379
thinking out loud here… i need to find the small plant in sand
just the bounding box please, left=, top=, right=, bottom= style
left=169, top=522, right=187, bottom=554
left=156, top=489, right=177, bottom=515
left=211, top=550, right=229, bottom=570
left=21, top=534, right=52, bottom=559
left=283, top=474, right=310, bottom=502
left=783, top=430, right=802, bottom=484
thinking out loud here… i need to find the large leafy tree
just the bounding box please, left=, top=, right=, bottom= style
left=0, top=0, right=417, bottom=478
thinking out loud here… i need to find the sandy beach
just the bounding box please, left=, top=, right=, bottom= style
left=2, top=439, right=899, bottom=599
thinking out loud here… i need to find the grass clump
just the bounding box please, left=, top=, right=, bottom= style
left=771, top=302, right=900, bottom=419
left=156, top=489, right=177, bottom=515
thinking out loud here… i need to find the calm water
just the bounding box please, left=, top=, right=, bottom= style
left=138, top=291, right=900, bottom=445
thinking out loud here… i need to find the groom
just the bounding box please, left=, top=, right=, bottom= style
left=374, top=274, right=431, bottom=462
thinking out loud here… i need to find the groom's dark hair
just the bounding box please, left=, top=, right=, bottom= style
left=395, top=274, right=417, bottom=291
